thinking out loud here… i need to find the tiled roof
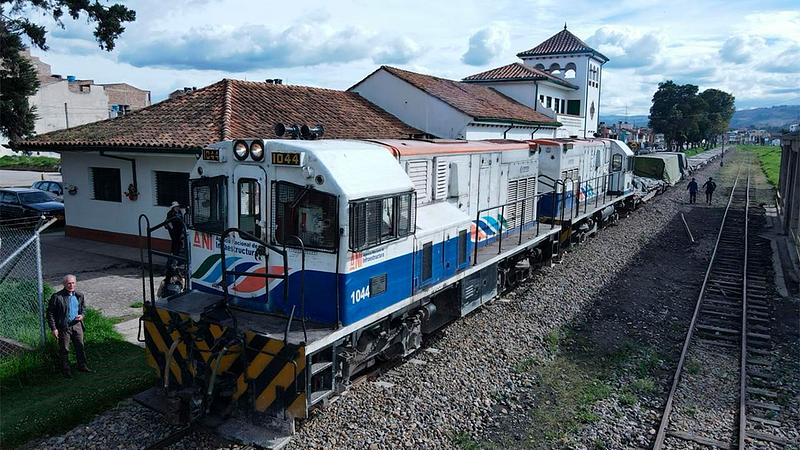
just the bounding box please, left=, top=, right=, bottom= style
left=462, top=62, right=578, bottom=89
left=517, top=27, right=608, bottom=62
left=14, top=79, right=420, bottom=151
left=375, top=66, right=559, bottom=126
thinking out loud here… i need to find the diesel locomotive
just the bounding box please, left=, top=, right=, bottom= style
left=136, top=130, right=635, bottom=447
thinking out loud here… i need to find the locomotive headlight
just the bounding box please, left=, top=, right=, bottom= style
left=233, top=140, right=249, bottom=161
left=249, top=141, right=264, bottom=161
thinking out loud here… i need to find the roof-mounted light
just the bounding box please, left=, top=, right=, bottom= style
left=250, top=141, right=264, bottom=161
left=233, top=140, right=249, bottom=161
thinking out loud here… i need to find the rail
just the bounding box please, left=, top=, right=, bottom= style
left=652, top=164, right=744, bottom=449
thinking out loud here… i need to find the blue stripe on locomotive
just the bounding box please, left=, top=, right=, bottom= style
left=193, top=235, right=471, bottom=327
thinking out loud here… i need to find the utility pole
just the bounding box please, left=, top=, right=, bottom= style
left=64, top=102, right=69, bottom=128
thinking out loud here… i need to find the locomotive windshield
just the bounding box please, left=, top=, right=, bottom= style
left=272, top=181, right=337, bottom=251
left=190, top=176, right=227, bottom=234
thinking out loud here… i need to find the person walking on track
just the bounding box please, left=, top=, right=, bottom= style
left=687, top=177, right=699, bottom=204
left=47, top=274, right=91, bottom=377
left=702, top=177, right=717, bottom=205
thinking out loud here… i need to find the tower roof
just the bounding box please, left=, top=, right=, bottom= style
left=462, top=62, right=579, bottom=90
left=517, top=26, right=608, bottom=63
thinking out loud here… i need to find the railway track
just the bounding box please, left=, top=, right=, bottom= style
left=653, top=161, right=792, bottom=449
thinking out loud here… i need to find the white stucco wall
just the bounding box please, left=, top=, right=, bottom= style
left=488, top=82, right=537, bottom=108
left=31, top=82, right=109, bottom=134
left=464, top=124, right=556, bottom=140
left=351, top=69, right=473, bottom=139
left=61, top=152, right=196, bottom=239
left=522, top=53, right=605, bottom=137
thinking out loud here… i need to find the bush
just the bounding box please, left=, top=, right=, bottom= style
left=0, top=155, right=60, bottom=171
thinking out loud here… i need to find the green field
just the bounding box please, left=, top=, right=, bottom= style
left=738, top=144, right=781, bottom=186
left=0, top=308, right=154, bottom=449
left=0, top=155, right=60, bottom=172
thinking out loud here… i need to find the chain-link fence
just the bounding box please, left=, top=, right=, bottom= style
left=0, top=217, right=51, bottom=355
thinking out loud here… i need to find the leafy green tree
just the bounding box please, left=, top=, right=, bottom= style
left=1, top=0, right=136, bottom=142
left=699, top=88, right=735, bottom=147
left=649, top=81, right=735, bottom=150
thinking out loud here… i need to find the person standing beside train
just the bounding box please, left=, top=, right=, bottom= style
left=165, top=201, right=186, bottom=263
left=702, top=177, right=717, bottom=205
left=687, top=177, right=699, bottom=204
left=47, top=274, right=92, bottom=378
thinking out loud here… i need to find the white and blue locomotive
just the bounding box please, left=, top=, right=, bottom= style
left=138, top=133, right=635, bottom=445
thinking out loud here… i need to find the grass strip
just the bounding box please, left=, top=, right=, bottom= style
left=0, top=155, right=60, bottom=172
left=0, top=308, right=154, bottom=449
left=737, top=144, right=781, bottom=186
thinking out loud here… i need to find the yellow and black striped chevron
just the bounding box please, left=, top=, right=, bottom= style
left=231, top=331, right=307, bottom=418
left=143, top=305, right=307, bottom=419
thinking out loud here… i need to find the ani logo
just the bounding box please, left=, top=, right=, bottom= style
left=590, top=102, right=596, bottom=120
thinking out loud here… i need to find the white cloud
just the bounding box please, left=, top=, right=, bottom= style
left=117, top=19, right=424, bottom=71
left=373, top=37, right=423, bottom=64
left=586, top=26, right=662, bottom=68
left=719, top=35, right=765, bottom=64
left=763, top=45, right=800, bottom=73
left=461, top=25, right=510, bottom=66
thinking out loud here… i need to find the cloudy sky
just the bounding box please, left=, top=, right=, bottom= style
left=25, top=0, right=800, bottom=115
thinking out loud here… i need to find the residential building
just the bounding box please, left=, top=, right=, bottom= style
left=0, top=50, right=149, bottom=156
left=461, top=25, right=608, bottom=138
left=350, top=66, right=560, bottom=140
left=13, top=79, right=419, bottom=247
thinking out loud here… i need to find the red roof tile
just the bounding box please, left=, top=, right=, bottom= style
left=517, top=27, right=608, bottom=62
left=374, top=66, right=559, bottom=126
left=14, top=79, right=421, bottom=151
left=462, top=62, right=578, bottom=89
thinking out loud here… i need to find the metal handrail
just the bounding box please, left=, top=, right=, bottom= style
left=218, top=228, right=295, bottom=344
left=138, top=214, right=190, bottom=305
left=284, top=235, right=308, bottom=343
left=472, top=184, right=560, bottom=266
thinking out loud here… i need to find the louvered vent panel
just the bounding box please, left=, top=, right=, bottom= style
left=407, top=160, right=429, bottom=203
left=434, top=158, right=448, bottom=200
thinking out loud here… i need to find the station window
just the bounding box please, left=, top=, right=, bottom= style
left=90, top=167, right=121, bottom=202
left=350, top=191, right=415, bottom=252
left=238, top=179, right=261, bottom=239
left=272, top=181, right=337, bottom=251
left=154, top=171, right=189, bottom=207
left=190, top=175, right=227, bottom=234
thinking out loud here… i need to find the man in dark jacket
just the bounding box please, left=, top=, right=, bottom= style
left=687, top=177, right=699, bottom=204
left=702, top=177, right=717, bottom=205
left=165, top=201, right=186, bottom=264
left=47, top=274, right=90, bottom=377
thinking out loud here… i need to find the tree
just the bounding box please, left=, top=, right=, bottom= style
left=1, top=0, right=136, bottom=142
left=699, top=88, right=735, bottom=147
left=649, top=81, right=735, bottom=151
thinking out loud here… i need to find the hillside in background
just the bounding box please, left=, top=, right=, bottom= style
left=601, top=105, right=800, bottom=131
left=730, top=105, right=800, bottom=129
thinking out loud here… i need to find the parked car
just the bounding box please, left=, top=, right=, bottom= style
left=0, top=188, right=65, bottom=223
left=31, top=180, right=64, bottom=201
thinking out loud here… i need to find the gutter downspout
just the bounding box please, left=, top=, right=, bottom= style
left=530, top=126, right=541, bottom=139
left=100, top=151, right=138, bottom=194
left=534, top=81, right=539, bottom=111
left=503, top=122, right=514, bottom=139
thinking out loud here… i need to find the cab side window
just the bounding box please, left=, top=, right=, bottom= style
left=350, top=192, right=415, bottom=251
left=611, top=154, right=623, bottom=171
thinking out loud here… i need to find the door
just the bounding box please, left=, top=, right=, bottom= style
left=229, top=165, right=269, bottom=308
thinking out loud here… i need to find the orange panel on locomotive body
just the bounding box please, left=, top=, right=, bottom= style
left=136, top=135, right=617, bottom=447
